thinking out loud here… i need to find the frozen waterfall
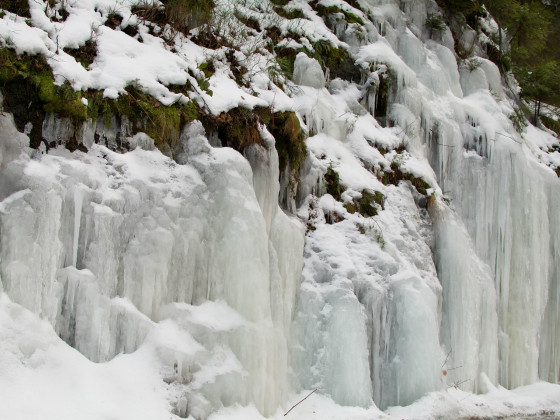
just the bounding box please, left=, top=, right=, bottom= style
left=0, top=0, right=559, bottom=418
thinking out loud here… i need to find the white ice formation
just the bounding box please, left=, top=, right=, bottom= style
left=0, top=0, right=559, bottom=419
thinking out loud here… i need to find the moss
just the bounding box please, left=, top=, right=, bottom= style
left=306, top=40, right=361, bottom=83
left=310, top=40, right=343, bottom=69
left=0, top=48, right=89, bottom=147
left=33, top=73, right=88, bottom=123
left=0, top=48, right=49, bottom=82
left=0, top=47, right=200, bottom=154
left=101, top=101, right=113, bottom=127
left=344, top=189, right=385, bottom=217
left=381, top=160, right=431, bottom=195
left=0, top=48, right=87, bottom=123
left=324, top=164, right=345, bottom=201
left=265, top=110, right=307, bottom=173
left=106, top=86, right=198, bottom=152
left=202, top=107, right=306, bottom=175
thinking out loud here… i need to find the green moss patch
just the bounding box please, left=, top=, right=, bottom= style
left=344, top=190, right=385, bottom=217
left=266, top=110, right=307, bottom=172
left=0, top=49, right=87, bottom=148
left=308, top=40, right=361, bottom=83
left=0, top=48, right=199, bottom=154
left=324, top=164, right=345, bottom=200
left=106, top=86, right=199, bottom=153
left=381, top=160, right=431, bottom=195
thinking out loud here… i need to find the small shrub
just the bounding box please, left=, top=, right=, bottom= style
left=373, top=226, right=385, bottom=248
left=510, top=106, right=528, bottom=134
left=486, top=43, right=511, bottom=73
left=425, top=13, right=446, bottom=34
left=467, top=57, right=482, bottom=72
left=234, top=12, right=260, bottom=32
left=105, top=11, right=123, bottom=29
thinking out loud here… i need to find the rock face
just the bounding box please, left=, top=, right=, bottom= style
left=0, top=0, right=559, bottom=419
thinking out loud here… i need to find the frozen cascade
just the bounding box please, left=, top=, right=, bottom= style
left=0, top=0, right=559, bottom=417
left=0, top=113, right=304, bottom=417
left=441, top=138, right=558, bottom=389
left=290, top=0, right=560, bottom=410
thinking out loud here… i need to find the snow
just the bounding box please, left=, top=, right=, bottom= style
left=0, top=0, right=560, bottom=418
left=0, top=294, right=176, bottom=420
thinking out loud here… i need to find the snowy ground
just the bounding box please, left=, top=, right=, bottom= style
left=1, top=292, right=559, bottom=420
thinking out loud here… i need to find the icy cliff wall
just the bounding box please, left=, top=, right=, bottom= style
left=0, top=0, right=559, bottom=418
left=0, top=106, right=305, bottom=416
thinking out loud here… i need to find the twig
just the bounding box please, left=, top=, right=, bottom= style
left=284, top=388, right=317, bottom=416
left=495, top=132, right=522, bottom=144
left=448, top=378, right=471, bottom=389
left=441, top=349, right=452, bottom=368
